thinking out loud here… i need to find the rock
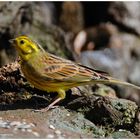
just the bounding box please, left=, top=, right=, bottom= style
left=73, top=23, right=118, bottom=57
left=129, top=62, right=140, bottom=85
left=108, top=2, right=140, bottom=35
left=48, top=107, right=105, bottom=138
left=59, top=2, right=84, bottom=34
left=109, top=130, right=136, bottom=138
left=66, top=95, right=138, bottom=130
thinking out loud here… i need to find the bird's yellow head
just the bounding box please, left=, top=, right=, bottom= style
left=10, top=35, right=40, bottom=61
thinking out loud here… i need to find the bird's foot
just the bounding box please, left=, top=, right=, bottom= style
left=33, top=94, right=63, bottom=112
left=34, top=105, right=59, bottom=112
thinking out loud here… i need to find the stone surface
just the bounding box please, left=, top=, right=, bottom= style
left=108, top=2, right=140, bottom=35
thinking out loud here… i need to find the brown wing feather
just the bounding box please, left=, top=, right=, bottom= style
left=41, top=53, right=90, bottom=81
left=78, top=64, right=109, bottom=76
left=41, top=53, right=110, bottom=82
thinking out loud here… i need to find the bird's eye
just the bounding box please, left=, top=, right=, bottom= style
left=20, top=40, right=24, bottom=45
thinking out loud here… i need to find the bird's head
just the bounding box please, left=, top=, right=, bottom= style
left=9, top=35, right=41, bottom=61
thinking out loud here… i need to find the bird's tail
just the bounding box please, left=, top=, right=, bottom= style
left=91, top=78, right=140, bottom=90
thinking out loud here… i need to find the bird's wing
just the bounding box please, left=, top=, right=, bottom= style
left=42, top=53, right=110, bottom=82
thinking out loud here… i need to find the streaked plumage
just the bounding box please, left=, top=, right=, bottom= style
left=10, top=35, right=140, bottom=111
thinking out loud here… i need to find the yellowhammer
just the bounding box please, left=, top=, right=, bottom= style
left=10, top=35, right=140, bottom=111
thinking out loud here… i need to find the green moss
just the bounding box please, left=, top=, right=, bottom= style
left=110, top=130, right=135, bottom=138
left=110, top=99, right=138, bottom=125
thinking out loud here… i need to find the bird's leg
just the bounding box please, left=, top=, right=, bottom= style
left=34, top=89, right=66, bottom=112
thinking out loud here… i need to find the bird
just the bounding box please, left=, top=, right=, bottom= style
left=9, top=35, right=140, bottom=112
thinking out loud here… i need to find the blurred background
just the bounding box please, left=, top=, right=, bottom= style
left=0, top=1, right=140, bottom=105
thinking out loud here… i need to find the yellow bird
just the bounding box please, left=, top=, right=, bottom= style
left=10, top=35, right=140, bottom=111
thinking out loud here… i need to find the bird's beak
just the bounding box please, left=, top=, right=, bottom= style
left=9, top=39, right=16, bottom=44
